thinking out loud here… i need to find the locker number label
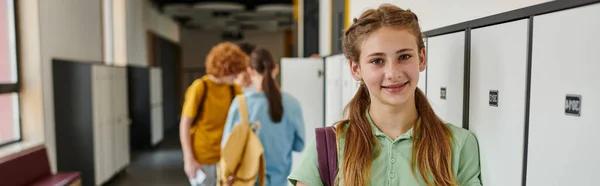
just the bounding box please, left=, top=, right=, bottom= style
left=489, top=90, right=499, bottom=107
left=440, top=87, right=447, bottom=100
left=565, top=95, right=581, bottom=116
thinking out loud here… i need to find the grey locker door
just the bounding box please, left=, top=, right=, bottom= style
left=527, top=3, right=600, bottom=186
left=426, top=31, right=465, bottom=127
left=469, top=19, right=529, bottom=186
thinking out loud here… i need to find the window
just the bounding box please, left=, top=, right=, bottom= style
left=0, top=0, right=20, bottom=146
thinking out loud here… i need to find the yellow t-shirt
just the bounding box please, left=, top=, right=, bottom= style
left=182, top=75, right=243, bottom=164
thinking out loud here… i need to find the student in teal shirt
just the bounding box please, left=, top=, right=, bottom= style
left=288, top=4, right=482, bottom=186
left=222, top=47, right=305, bottom=186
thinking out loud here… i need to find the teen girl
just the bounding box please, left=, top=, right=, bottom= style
left=288, top=4, right=482, bottom=186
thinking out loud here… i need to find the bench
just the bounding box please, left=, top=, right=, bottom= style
left=0, top=145, right=81, bottom=186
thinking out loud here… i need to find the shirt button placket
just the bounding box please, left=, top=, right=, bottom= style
left=389, top=142, right=396, bottom=185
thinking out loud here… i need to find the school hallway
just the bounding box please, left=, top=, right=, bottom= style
left=106, top=129, right=188, bottom=186
left=2, top=0, right=600, bottom=186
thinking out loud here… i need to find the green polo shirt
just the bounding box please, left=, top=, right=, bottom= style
left=288, top=112, right=482, bottom=186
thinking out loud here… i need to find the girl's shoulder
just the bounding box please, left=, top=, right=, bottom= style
left=444, top=123, right=478, bottom=149
left=280, top=92, right=302, bottom=108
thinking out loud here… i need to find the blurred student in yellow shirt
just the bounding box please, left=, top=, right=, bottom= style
left=179, top=42, right=249, bottom=186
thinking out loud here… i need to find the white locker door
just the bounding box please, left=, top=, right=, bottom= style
left=150, top=68, right=164, bottom=146
left=117, top=68, right=130, bottom=168
left=108, top=68, right=118, bottom=179
left=119, top=68, right=130, bottom=168
left=469, top=19, right=529, bottom=186
left=91, top=65, right=104, bottom=186
left=93, top=65, right=112, bottom=185
left=325, top=54, right=345, bottom=126
left=527, top=4, right=600, bottom=186
left=102, top=66, right=114, bottom=183
left=111, top=67, right=128, bottom=171
left=280, top=58, right=324, bottom=184
left=112, top=68, right=122, bottom=171
left=426, top=31, right=465, bottom=127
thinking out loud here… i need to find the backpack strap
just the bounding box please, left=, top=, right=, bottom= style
left=230, top=85, right=235, bottom=101
left=258, top=154, right=266, bottom=186
left=191, top=80, right=208, bottom=126
left=238, top=95, right=249, bottom=125
left=316, top=126, right=338, bottom=186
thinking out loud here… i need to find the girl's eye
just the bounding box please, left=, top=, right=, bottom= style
left=370, top=58, right=384, bottom=64
left=399, top=54, right=411, bottom=60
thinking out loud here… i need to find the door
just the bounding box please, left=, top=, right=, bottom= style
left=526, top=4, right=600, bottom=185
left=426, top=31, right=465, bottom=127
left=280, top=57, right=324, bottom=181
left=469, top=19, right=529, bottom=186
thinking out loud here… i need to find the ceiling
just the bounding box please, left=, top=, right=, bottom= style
left=151, top=0, right=294, bottom=32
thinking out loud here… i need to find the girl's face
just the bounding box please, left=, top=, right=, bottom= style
left=350, top=27, right=426, bottom=107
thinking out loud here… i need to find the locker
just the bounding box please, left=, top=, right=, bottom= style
left=150, top=68, right=164, bottom=146
left=111, top=67, right=130, bottom=172
left=426, top=31, right=465, bottom=127
left=325, top=54, right=345, bottom=126
left=280, top=58, right=325, bottom=185
left=527, top=3, right=600, bottom=186
left=54, top=60, right=130, bottom=186
left=91, top=66, right=105, bottom=185
left=469, top=19, right=529, bottom=186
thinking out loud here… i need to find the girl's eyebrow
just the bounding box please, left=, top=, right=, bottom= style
left=366, top=48, right=414, bottom=57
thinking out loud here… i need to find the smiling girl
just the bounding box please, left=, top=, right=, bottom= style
left=288, top=4, right=482, bottom=186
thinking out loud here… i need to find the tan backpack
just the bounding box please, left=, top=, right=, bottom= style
left=217, top=95, right=266, bottom=186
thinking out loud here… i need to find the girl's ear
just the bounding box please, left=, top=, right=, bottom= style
left=272, top=64, right=280, bottom=78
left=419, top=48, right=427, bottom=72
left=350, top=60, right=361, bottom=81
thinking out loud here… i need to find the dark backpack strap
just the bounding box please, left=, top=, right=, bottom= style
left=316, top=126, right=338, bottom=186
left=191, top=80, right=208, bottom=126
left=230, top=85, right=236, bottom=101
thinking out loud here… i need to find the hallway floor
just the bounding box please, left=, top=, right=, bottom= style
left=107, top=129, right=189, bottom=186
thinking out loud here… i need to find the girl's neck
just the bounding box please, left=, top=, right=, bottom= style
left=368, top=95, right=419, bottom=139
left=251, top=75, right=264, bottom=92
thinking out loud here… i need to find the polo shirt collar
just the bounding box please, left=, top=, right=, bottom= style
left=365, top=109, right=419, bottom=139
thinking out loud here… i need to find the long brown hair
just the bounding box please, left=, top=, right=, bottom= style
left=337, top=4, right=456, bottom=186
left=250, top=48, right=284, bottom=122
